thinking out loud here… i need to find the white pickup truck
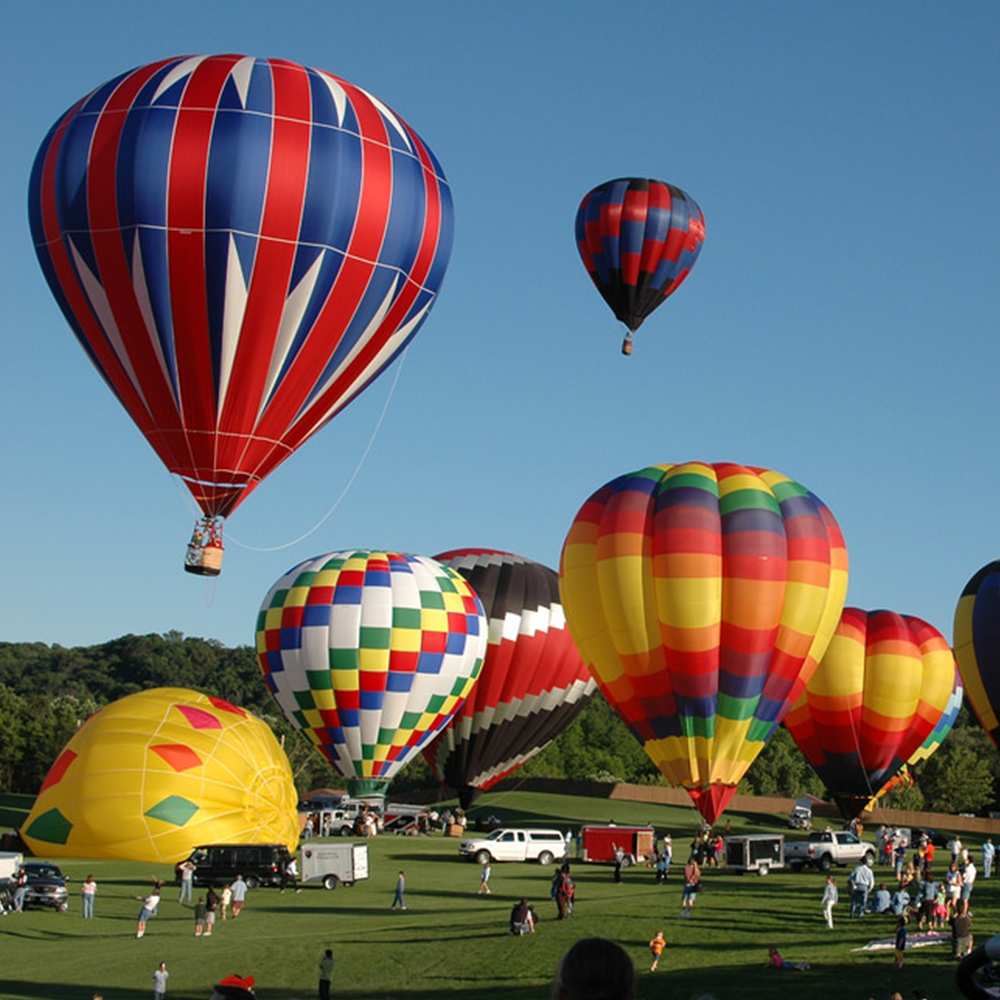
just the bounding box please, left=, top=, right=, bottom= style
left=785, top=830, right=876, bottom=871
left=458, top=828, right=568, bottom=865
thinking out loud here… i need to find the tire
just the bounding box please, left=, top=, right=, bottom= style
left=339, top=826, right=353, bottom=837
left=818, top=855, right=832, bottom=872
left=475, top=850, right=492, bottom=865
left=58, top=902, right=69, bottom=912
left=322, top=875, right=339, bottom=891
left=758, top=865, right=770, bottom=877
left=864, top=851, right=875, bottom=866
left=244, top=875, right=261, bottom=889
left=538, top=851, right=554, bottom=866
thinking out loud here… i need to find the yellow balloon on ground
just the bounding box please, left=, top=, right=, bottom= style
left=20, top=687, right=298, bottom=862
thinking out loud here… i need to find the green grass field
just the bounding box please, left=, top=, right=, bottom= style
left=0, top=788, right=988, bottom=1000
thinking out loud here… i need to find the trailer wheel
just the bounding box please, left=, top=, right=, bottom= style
left=758, top=865, right=770, bottom=877
left=323, top=874, right=339, bottom=890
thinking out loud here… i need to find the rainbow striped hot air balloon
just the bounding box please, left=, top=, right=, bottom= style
left=256, top=551, right=487, bottom=798
left=784, top=608, right=958, bottom=819
left=560, top=461, right=848, bottom=825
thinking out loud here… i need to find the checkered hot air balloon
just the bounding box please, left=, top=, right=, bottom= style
left=20, top=688, right=299, bottom=862
left=29, top=56, right=453, bottom=574
left=560, top=462, right=848, bottom=826
left=423, top=549, right=597, bottom=809
left=784, top=608, right=958, bottom=819
left=575, top=177, right=705, bottom=355
left=256, top=551, right=487, bottom=798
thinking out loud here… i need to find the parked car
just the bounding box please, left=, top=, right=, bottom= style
left=458, top=828, right=568, bottom=865
left=174, top=844, right=293, bottom=888
left=914, top=828, right=952, bottom=849
left=788, top=799, right=813, bottom=830
left=17, top=862, right=70, bottom=911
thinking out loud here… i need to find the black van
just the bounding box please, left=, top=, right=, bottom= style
left=174, top=844, right=293, bottom=888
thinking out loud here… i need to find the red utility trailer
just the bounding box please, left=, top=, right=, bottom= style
left=578, top=825, right=655, bottom=865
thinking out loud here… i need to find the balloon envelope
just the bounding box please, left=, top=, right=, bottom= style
left=256, top=550, right=487, bottom=796
left=954, top=559, right=1000, bottom=746
left=29, top=55, right=453, bottom=520
left=20, top=688, right=298, bottom=862
left=560, top=461, right=848, bottom=824
left=424, top=549, right=597, bottom=808
left=575, top=177, right=705, bottom=336
left=783, top=607, right=957, bottom=818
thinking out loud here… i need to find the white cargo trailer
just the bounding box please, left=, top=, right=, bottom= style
left=300, top=841, right=370, bottom=889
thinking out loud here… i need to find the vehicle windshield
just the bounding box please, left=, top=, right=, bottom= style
left=24, top=865, right=62, bottom=879
left=484, top=830, right=505, bottom=842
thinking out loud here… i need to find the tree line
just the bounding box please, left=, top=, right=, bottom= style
left=0, top=634, right=995, bottom=815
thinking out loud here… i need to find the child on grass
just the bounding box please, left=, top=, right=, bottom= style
left=649, top=930, right=666, bottom=971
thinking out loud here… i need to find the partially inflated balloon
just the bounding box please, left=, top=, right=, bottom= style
left=256, top=551, right=487, bottom=797
left=784, top=608, right=957, bottom=818
left=423, top=549, right=597, bottom=808
left=575, top=177, right=705, bottom=353
left=20, top=688, right=298, bottom=862
left=955, top=560, right=1000, bottom=746
left=560, top=462, right=848, bottom=825
left=30, top=55, right=453, bottom=571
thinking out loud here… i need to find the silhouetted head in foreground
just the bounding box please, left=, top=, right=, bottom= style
left=551, top=937, right=635, bottom=1000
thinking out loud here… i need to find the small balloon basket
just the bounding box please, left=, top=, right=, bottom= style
left=184, top=516, right=224, bottom=576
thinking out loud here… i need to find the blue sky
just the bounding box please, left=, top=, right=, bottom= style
left=2, top=2, right=998, bottom=650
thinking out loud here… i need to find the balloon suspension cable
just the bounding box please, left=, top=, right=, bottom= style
left=228, top=346, right=409, bottom=553
left=621, top=331, right=634, bottom=356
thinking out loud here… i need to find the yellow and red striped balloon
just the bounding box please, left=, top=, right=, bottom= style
left=559, top=461, right=848, bottom=824
left=784, top=607, right=957, bottom=818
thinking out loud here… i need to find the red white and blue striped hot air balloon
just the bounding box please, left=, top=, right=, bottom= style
left=423, top=550, right=597, bottom=809
left=29, top=55, right=454, bottom=575
left=575, top=177, right=705, bottom=355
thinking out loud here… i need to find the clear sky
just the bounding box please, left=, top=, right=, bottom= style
left=2, top=2, right=998, bottom=651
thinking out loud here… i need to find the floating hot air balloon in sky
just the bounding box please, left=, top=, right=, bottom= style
left=575, top=177, right=705, bottom=355
left=954, top=559, right=1000, bottom=745
left=256, top=550, right=487, bottom=797
left=783, top=607, right=957, bottom=819
left=20, top=688, right=298, bottom=862
left=560, top=461, right=848, bottom=825
left=29, top=55, right=454, bottom=575
left=423, top=549, right=597, bottom=809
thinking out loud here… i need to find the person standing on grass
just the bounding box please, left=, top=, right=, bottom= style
left=205, top=886, right=219, bottom=937
left=81, top=874, right=98, bottom=918
left=152, top=961, right=169, bottom=999
left=318, top=948, right=335, bottom=1000
left=848, top=859, right=874, bottom=917
left=894, top=916, right=907, bottom=969
left=194, top=896, right=207, bottom=936
left=983, top=837, right=995, bottom=879
left=821, top=874, right=838, bottom=929
left=178, top=859, right=195, bottom=903
left=230, top=874, right=248, bottom=918
left=478, top=860, right=492, bottom=895
left=391, top=870, right=406, bottom=910
left=680, top=858, right=700, bottom=919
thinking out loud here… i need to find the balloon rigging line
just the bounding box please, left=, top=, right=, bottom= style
left=226, top=345, right=409, bottom=554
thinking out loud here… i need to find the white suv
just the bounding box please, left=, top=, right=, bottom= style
left=458, top=828, right=568, bottom=865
